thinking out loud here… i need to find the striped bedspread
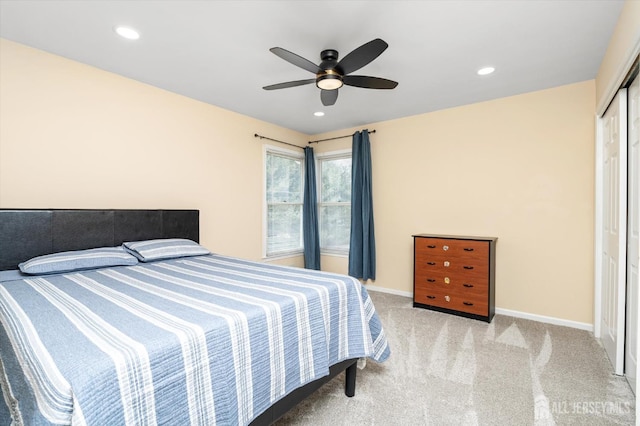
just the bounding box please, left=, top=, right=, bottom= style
left=0, top=254, right=390, bottom=425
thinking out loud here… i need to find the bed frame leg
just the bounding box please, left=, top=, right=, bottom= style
left=344, top=362, right=357, bottom=397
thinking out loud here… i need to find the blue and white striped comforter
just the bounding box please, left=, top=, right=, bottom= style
left=0, top=254, right=390, bottom=425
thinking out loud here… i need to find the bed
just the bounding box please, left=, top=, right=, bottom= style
left=0, top=209, right=390, bottom=425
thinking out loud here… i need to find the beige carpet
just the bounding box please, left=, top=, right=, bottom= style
left=276, top=291, right=636, bottom=425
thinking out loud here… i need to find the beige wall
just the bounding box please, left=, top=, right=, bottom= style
left=1, top=38, right=596, bottom=324
left=0, top=38, right=306, bottom=266
left=313, top=81, right=596, bottom=324
left=595, top=0, right=640, bottom=113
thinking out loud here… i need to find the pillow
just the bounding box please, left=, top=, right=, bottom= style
left=123, top=238, right=210, bottom=262
left=19, top=246, right=139, bottom=275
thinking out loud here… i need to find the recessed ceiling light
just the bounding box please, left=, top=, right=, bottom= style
left=477, top=67, right=495, bottom=76
left=314, top=111, right=325, bottom=117
left=114, top=26, right=140, bottom=40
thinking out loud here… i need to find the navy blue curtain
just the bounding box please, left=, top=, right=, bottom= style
left=303, top=147, right=321, bottom=270
left=348, top=130, right=376, bottom=280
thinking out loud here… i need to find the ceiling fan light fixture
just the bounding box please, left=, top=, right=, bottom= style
left=316, top=72, right=343, bottom=90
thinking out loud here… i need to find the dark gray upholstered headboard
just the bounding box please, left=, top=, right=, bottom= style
left=0, top=209, right=199, bottom=271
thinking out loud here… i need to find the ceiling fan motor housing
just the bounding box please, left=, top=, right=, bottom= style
left=320, top=49, right=339, bottom=65
left=316, top=49, right=343, bottom=90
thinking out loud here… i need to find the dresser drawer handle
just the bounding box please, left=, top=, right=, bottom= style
left=463, top=266, right=474, bottom=270
left=427, top=262, right=436, bottom=265
left=427, top=245, right=436, bottom=248
left=426, top=295, right=436, bottom=300
left=463, top=248, right=475, bottom=252
left=427, top=279, right=436, bottom=282
left=463, top=283, right=474, bottom=288
left=463, top=302, right=474, bottom=306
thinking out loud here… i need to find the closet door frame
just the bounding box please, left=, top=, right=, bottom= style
left=625, top=71, right=639, bottom=394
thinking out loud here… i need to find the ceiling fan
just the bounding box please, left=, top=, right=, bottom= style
left=263, top=38, right=398, bottom=106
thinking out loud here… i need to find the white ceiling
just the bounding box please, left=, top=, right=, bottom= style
left=0, top=0, right=624, bottom=135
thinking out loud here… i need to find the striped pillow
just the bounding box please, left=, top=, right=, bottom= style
left=19, top=247, right=139, bottom=275
left=123, top=238, right=210, bottom=262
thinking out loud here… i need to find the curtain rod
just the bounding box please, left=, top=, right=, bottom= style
left=308, top=129, right=376, bottom=144
left=254, top=133, right=304, bottom=150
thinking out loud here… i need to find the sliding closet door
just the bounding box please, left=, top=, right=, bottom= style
left=601, top=89, right=627, bottom=375
left=626, top=74, right=639, bottom=393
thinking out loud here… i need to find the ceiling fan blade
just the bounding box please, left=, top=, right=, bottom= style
left=263, top=79, right=315, bottom=90
left=270, top=47, right=323, bottom=74
left=321, top=89, right=338, bottom=106
left=263, top=78, right=316, bottom=90
left=337, top=38, right=388, bottom=75
left=343, top=75, right=398, bottom=89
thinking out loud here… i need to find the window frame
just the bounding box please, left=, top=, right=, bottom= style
left=316, top=149, right=352, bottom=256
left=263, top=145, right=305, bottom=259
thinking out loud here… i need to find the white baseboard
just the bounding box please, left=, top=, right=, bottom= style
left=365, top=286, right=594, bottom=332
left=494, top=307, right=593, bottom=332
left=364, top=284, right=413, bottom=298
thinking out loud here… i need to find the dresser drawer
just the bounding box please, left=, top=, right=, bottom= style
left=415, top=237, right=489, bottom=259
left=414, top=262, right=489, bottom=282
left=414, top=286, right=488, bottom=316
left=415, top=251, right=488, bottom=272
left=414, top=273, right=488, bottom=295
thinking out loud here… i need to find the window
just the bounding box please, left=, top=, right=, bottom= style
left=265, top=147, right=304, bottom=257
left=318, top=151, right=351, bottom=254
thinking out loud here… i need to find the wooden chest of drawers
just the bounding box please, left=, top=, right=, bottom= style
left=413, top=234, right=497, bottom=322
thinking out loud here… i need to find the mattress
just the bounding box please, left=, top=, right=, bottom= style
left=0, top=253, right=390, bottom=425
